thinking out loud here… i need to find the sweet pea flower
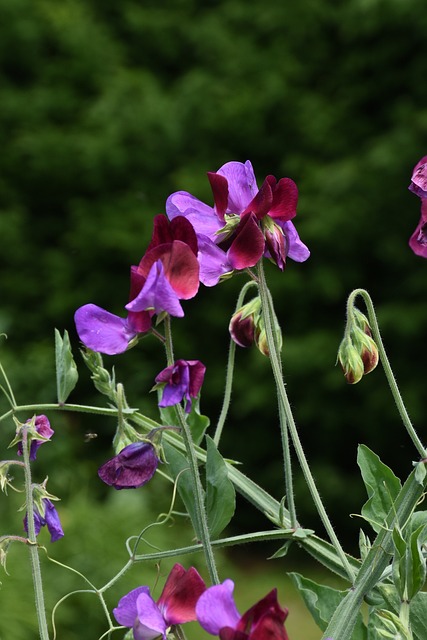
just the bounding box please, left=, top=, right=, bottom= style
left=17, top=415, right=54, bottom=461
left=154, top=359, right=206, bottom=413
left=24, top=498, right=64, bottom=543
left=113, top=563, right=206, bottom=640
left=166, top=160, right=310, bottom=286
left=196, top=580, right=289, bottom=640
left=98, top=441, right=160, bottom=490
left=74, top=215, right=199, bottom=354
left=409, top=155, right=427, bottom=258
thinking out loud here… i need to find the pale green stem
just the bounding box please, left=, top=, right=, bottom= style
left=163, top=316, right=220, bottom=584
left=213, top=280, right=258, bottom=446
left=22, top=427, right=50, bottom=640
left=257, top=260, right=356, bottom=583
left=348, top=289, right=426, bottom=458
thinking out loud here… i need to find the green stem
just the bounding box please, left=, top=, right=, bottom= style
left=348, top=289, right=426, bottom=458
left=214, top=280, right=258, bottom=446
left=21, top=427, right=50, bottom=640
left=257, top=261, right=356, bottom=583
left=163, top=316, right=220, bottom=585
left=0, top=403, right=134, bottom=424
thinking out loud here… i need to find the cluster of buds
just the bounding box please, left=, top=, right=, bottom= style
left=337, top=308, right=379, bottom=384
left=229, top=296, right=282, bottom=357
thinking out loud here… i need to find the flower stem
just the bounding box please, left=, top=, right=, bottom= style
left=257, top=260, right=356, bottom=583
left=163, top=316, right=220, bottom=585
left=214, top=280, right=258, bottom=446
left=21, top=427, right=50, bottom=640
left=348, top=289, right=426, bottom=458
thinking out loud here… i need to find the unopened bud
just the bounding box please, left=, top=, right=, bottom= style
left=337, top=338, right=365, bottom=384
left=229, top=298, right=261, bottom=348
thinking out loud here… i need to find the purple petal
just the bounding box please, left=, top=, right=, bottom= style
left=409, top=156, right=427, bottom=198
left=196, top=580, right=241, bottom=635
left=197, top=235, right=233, bottom=286
left=126, top=261, right=184, bottom=317
left=134, top=592, right=167, bottom=640
left=113, top=586, right=151, bottom=627
left=98, top=442, right=159, bottom=490
left=166, top=191, right=222, bottom=238
left=277, top=220, right=310, bottom=262
left=74, top=304, right=137, bottom=355
left=217, top=161, right=258, bottom=213
left=24, top=505, right=44, bottom=537
left=44, top=499, right=64, bottom=542
left=158, top=364, right=190, bottom=408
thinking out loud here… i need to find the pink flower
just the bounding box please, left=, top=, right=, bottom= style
left=113, top=564, right=206, bottom=640
left=408, top=155, right=427, bottom=258
left=74, top=216, right=199, bottom=354
left=196, top=580, right=289, bottom=640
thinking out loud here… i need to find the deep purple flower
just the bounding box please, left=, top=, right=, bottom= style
left=24, top=498, right=64, bottom=543
left=196, top=580, right=289, bottom=640
left=17, top=415, right=54, bottom=461
left=166, top=160, right=310, bottom=286
left=98, top=441, right=160, bottom=490
left=409, top=156, right=427, bottom=258
left=113, top=563, right=206, bottom=640
left=155, top=359, right=206, bottom=413
left=74, top=215, right=199, bottom=354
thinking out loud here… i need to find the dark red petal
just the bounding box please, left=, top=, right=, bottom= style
left=161, top=241, right=200, bottom=298
left=146, top=215, right=173, bottom=252
left=241, top=178, right=273, bottom=219
left=228, top=213, right=265, bottom=269
left=237, top=590, right=288, bottom=633
left=169, top=216, right=199, bottom=256
left=128, top=266, right=152, bottom=333
left=157, top=564, right=206, bottom=625
left=250, top=613, right=289, bottom=640
left=269, top=178, right=298, bottom=220
left=207, top=172, right=229, bottom=219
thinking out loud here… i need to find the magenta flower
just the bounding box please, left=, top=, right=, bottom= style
left=17, top=415, right=54, bottom=461
left=196, top=580, right=289, bottom=640
left=98, top=442, right=160, bottom=490
left=24, top=498, right=64, bottom=543
left=155, top=359, right=206, bottom=413
left=166, top=160, right=310, bottom=286
left=74, top=215, right=199, bottom=354
left=409, top=155, right=427, bottom=258
left=113, top=564, right=206, bottom=640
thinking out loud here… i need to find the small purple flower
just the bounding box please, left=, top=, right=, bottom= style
left=24, top=498, right=64, bottom=543
left=113, top=563, right=206, bottom=640
left=17, top=415, right=54, bottom=461
left=196, top=580, right=289, bottom=640
left=155, top=360, right=206, bottom=413
left=166, top=160, right=310, bottom=286
left=408, top=155, right=427, bottom=258
left=98, top=441, right=160, bottom=490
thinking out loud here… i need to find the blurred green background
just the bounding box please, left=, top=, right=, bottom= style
left=1, top=0, right=427, bottom=637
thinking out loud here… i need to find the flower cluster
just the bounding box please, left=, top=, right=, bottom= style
left=409, top=155, right=427, bottom=258
left=114, top=567, right=290, bottom=640
left=337, top=308, right=379, bottom=384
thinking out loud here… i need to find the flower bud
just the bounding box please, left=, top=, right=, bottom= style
left=337, top=338, right=365, bottom=384
left=229, top=297, right=261, bottom=348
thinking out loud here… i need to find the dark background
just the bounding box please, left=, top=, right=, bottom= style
left=1, top=0, right=427, bottom=553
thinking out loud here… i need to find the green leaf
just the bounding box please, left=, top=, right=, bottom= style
left=162, top=441, right=202, bottom=540
left=55, top=329, right=78, bottom=404
left=289, top=573, right=367, bottom=639
left=358, top=445, right=401, bottom=533
left=205, top=435, right=236, bottom=539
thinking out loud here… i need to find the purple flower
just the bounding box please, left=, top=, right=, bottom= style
left=166, top=160, right=310, bottom=286
left=98, top=441, right=160, bottom=490
left=74, top=215, right=199, bottom=354
left=17, top=415, right=54, bottom=461
left=113, top=563, right=206, bottom=640
left=24, top=498, right=64, bottom=543
left=155, top=359, right=206, bottom=413
left=408, top=155, right=427, bottom=258
left=196, top=580, right=289, bottom=640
